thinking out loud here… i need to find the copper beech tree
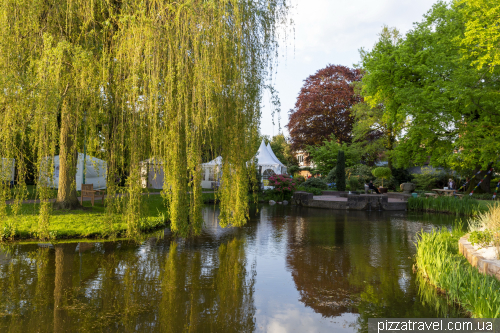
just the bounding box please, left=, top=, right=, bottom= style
left=287, top=65, right=362, bottom=152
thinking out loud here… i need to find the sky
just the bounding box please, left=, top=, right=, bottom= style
left=260, top=0, right=442, bottom=137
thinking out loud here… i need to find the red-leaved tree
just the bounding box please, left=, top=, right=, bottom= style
left=287, top=65, right=362, bottom=152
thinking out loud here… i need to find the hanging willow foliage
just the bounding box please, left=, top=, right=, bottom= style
left=0, top=0, right=289, bottom=239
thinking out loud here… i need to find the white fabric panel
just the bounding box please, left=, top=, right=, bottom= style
left=40, top=154, right=107, bottom=190
left=0, top=158, right=15, bottom=182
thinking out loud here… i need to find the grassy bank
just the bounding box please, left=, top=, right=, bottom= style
left=408, top=196, right=489, bottom=216
left=415, top=225, right=500, bottom=317
left=2, top=194, right=172, bottom=240
left=1, top=192, right=239, bottom=241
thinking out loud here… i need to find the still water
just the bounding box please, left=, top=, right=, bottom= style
left=0, top=205, right=466, bottom=332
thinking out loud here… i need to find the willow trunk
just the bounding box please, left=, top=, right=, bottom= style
left=55, top=100, right=81, bottom=209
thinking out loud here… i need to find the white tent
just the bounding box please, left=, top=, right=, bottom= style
left=255, top=140, right=286, bottom=188
left=201, top=156, right=222, bottom=189
left=266, top=143, right=287, bottom=174
left=0, top=158, right=15, bottom=184
left=140, top=158, right=165, bottom=189
left=41, top=153, right=107, bottom=190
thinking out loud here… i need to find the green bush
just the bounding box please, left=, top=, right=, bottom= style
left=468, top=230, right=493, bottom=247
left=346, top=164, right=373, bottom=184
left=371, top=167, right=392, bottom=188
left=348, top=176, right=359, bottom=191
left=326, top=168, right=336, bottom=183
left=301, top=177, right=328, bottom=190
left=411, top=167, right=449, bottom=190
left=293, top=175, right=306, bottom=185
left=335, top=150, right=346, bottom=191
left=287, top=165, right=300, bottom=175
left=296, top=186, right=323, bottom=195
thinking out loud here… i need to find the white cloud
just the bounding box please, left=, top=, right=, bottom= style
left=260, top=0, right=442, bottom=137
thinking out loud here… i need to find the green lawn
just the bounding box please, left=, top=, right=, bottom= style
left=3, top=192, right=220, bottom=240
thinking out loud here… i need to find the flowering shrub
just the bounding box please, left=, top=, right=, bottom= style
left=268, top=174, right=297, bottom=200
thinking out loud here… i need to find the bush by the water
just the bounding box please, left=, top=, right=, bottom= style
left=346, top=164, right=373, bottom=184
left=301, top=177, right=328, bottom=190
left=415, top=226, right=500, bottom=317
left=408, top=196, right=487, bottom=216
left=326, top=168, right=336, bottom=183
left=268, top=174, right=297, bottom=201
left=296, top=186, right=323, bottom=195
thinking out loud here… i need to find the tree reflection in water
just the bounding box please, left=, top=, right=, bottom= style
left=285, top=209, right=465, bottom=332
left=0, top=237, right=255, bottom=332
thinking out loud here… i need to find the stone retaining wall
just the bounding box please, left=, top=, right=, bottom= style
left=292, top=192, right=407, bottom=211
left=459, top=235, right=500, bottom=280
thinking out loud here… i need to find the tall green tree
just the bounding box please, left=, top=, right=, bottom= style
left=359, top=2, right=500, bottom=191
left=358, top=26, right=407, bottom=171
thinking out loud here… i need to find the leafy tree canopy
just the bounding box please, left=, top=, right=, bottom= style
left=306, top=135, right=361, bottom=176
left=359, top=1, right=500, bottom=175
left=287, top=64, right=362, bottom=152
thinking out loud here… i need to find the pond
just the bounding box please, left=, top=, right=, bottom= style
left=0, top=205, right=467, bottom=332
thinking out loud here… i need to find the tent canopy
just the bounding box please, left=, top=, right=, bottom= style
left=41, top=153, right=107, bottom=190
left=202, top=156, right=222, bottom=167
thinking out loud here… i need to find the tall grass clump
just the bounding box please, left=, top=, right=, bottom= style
left=408, top=196, right=487, bottom=216
left=415, top=223, right=500, bottom=318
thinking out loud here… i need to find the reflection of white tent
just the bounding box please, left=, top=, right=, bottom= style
left=41, top=153, right=107, bottom=190
left=0, top=158, right=15, bottom=184
left=140, top=158, right=164, bottom=189
left=201, top=156, right=222, bottom=189
left=255, top=140, right=286, bottom=188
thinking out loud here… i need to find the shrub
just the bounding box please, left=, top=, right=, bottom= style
left=293, top=175, right=306, bottom=185
left=335, top=150, right=346, bottom=191
left=268, top=174, right=297, bottom=201
left=346, top=164, right=373, bottom=184
left=296, top=186, right=323, bottom=195
left=326, top=167, right=336, bottom=183
left=348, top=176, right=359, bottom=191
left=392, top=168, right=413, bottom=186
left=412, top=167, right=448, bottom=190
left=288, top=165, right=300, bottom=175
left=468, top=230, right=493, bottom=248
left=371, top=167, right=392, bottom=188
left=301, top=177, right=328, bottom=190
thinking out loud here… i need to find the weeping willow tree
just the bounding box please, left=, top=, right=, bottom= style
left=0, top=0, right=289, bottom=239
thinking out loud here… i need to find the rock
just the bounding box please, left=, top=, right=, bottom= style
left=269, top=200, right=276, bottom=205
left=283, top=200, right=288, bottom=205
left=277, top=202, right=282, bottom=205
left=400, top=183, right=416, bottom=194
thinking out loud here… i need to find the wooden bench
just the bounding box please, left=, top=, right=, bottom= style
left=424, top=193, right=438, bottom=198
left=80, top=184, right=105, bottom=206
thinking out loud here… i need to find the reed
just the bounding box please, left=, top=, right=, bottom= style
left=408, top=196, right=487, bottom=216
left=415, top=224, right=500, bottom=318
